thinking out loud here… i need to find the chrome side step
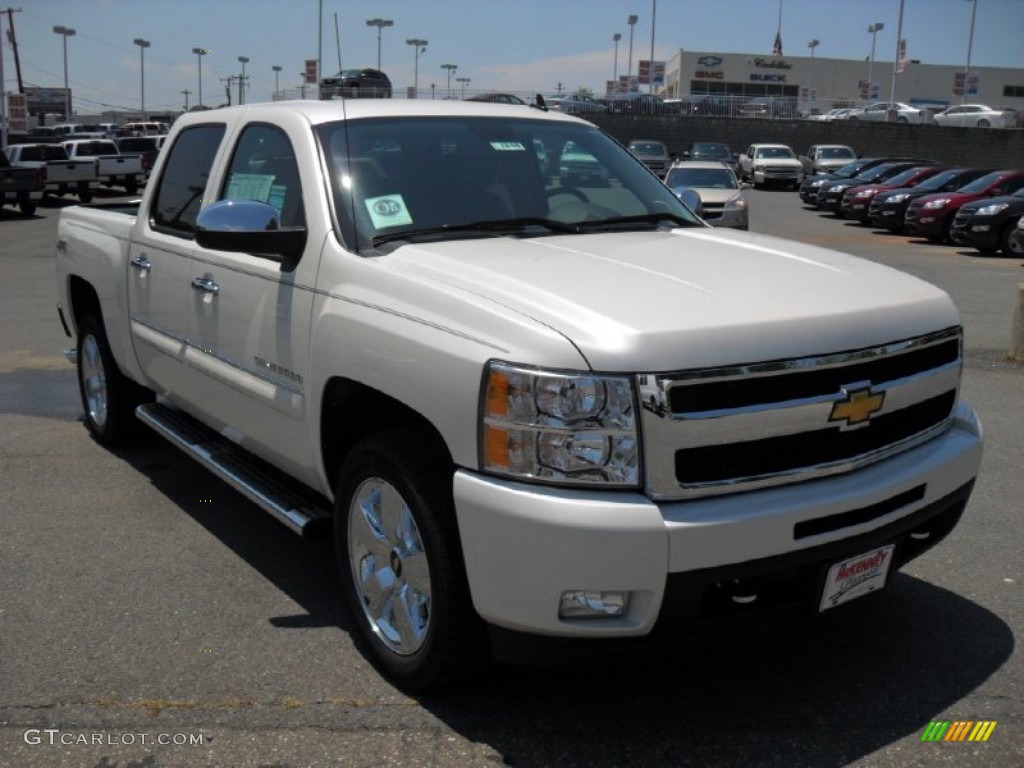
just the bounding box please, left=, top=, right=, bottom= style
left=136, top=402, right=331, bottom=538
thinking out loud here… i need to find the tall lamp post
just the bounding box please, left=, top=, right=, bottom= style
left=366, top=18, right=393, bottom=71
left=626, top=14, right=638, bottom=92
left=406, top=38, right=428, bottom=99
left=612, top=33, right=622, bottom=92
left=807, top=39, right=819, bottom=108
left=440, top=63, right=457, bottom=99
left=456, top=76, right=470, bottom=99
left=192, top=47, right=208, bottom=107
left=133, top=38, right=150, bottom=119
left=867, top=22, right=884, bottom=100
left=963, top=0, right=978, bottom=104
left=238, top=56, right=249, bottom=105
left=53, top=25, right=76, bottom=120
left=272, top=65, right=282, bottom=98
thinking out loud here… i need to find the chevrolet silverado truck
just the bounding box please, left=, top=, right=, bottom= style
left=61, top=138, right=143, bottom=195
left=0, top=149, right=44, bottom=215
left=5, top=142, right=99, bottom=202
left=55, top=101, right=983, bottom=691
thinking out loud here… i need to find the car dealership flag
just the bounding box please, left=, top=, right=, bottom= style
left=772, top=31, right=783, bottom=56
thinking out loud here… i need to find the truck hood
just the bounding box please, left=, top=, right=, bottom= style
left=387, top=228, right=959, bottom=372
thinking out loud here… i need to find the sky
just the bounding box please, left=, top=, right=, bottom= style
left=4, top=0, right=1023, bottom=115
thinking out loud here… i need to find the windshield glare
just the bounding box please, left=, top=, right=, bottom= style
left=317, top=117, right=697, bottom=250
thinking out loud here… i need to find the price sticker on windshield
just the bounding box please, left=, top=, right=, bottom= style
left=365, top=194, right=413, bottom=229
left=490, top=141, right=526, bottom=151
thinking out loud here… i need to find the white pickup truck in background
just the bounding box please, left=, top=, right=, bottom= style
left=61, top=139, right=143, bottom=195
left=55, top=100, right=983, bottom=691
left=4, top=142, right=99, bottom=203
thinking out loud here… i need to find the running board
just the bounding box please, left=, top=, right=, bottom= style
left=136, top=402, right=332, bottom=538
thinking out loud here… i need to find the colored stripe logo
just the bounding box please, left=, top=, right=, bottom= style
left=921, top=721, right=997, bottom=742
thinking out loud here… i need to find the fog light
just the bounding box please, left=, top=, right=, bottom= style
left=559, top=590, right=631, bottom=618
left=972, top=225, right=990, bottom=232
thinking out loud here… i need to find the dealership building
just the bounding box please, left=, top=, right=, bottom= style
left=661, top=49, right=1024, bottom=112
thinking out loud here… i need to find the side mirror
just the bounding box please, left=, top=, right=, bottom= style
left=672, top=187, right=703, bottom=217
left=196, top=199, right=307, bottom=270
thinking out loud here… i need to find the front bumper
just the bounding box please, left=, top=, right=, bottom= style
left=949, top=223, right=999, bottom=249
left=454, top=402, right=982, bottom=638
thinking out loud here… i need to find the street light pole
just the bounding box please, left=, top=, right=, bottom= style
left=807, top=39, right=819, bottom=109
left=456, top=76, right=470, bottom=99
left=612, top=33, right=621, bottom=92
left=192, top=47, right=208, bottom=107
left=366, top=18, right=394, bottom=71
left=53, top=25, right=76, bottom=120
left=626, top=14, right=638, bottom=92
left=963, top=0, right=978, bottom=104
left=889, top=0, right=905, bottom=107
left=649, top=0, right=657, bottom=93
left=272, top=65, right=282, bottom=98
left=133, top=38, right=150, bottom=119
left=867, top=22, right=884, bottom=100
left=406, top=38, right=428, bottom=99
left=440, top=63, right=457, bottom=99
left=238, top=56, right=249, bottom=105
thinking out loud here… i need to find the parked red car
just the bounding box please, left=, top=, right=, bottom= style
left=904, top=169, right=1024, bottom=242
left=840, top=165, right=950, bottom=223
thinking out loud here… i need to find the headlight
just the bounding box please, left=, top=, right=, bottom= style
left=853, top=188, right=877, bottom=199
left=975, top=203, right=1009, bottom=216
left=923, top=198, right=952, bottom=210
left=725, top=195, right=747, bottom=210
left=810, top=179, right=827, bottom=188
left=481, top=362, right=639, bottom=487
left=832, top=184, right=851, bottom=193
left=887, top=193, right=910, bottom=203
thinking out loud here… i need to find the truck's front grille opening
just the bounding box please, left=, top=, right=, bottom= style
left=674, top=391, right=956, bottom=486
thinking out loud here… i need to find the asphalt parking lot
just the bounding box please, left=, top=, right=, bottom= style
left=1, top=189, right=1021, bottom=768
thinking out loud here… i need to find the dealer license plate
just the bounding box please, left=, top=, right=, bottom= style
left=819, top=544, right=895, bottom=612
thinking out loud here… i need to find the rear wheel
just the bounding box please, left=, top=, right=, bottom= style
left=334, top=430, right=487, bottom=691
left=978, top=119, right=991, bottom=128
left=18, top=195, right=36, bottom=216
left=125, top=177, right=139, bottom=196
left=1001, top=221, right=1024, bottom=256
left=76, top=315, right=151, bottom=447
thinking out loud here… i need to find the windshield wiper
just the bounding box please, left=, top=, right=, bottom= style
left=576, top=212, right=694, bottom=232
left=371, top=217, right=578, bottom=247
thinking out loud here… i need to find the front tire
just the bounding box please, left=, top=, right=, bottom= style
left=76, top=314, right=151, bottom=447
left=334, top=430, right=486, bottom=691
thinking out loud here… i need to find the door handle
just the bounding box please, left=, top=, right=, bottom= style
left=130, top=255, right=151, bottom=271
left=191, top=277, right=220, bottom=295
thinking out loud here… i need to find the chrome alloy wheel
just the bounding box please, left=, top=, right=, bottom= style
left=348, top=477, right=432, bottom=655
left=80, top=333, right=108, bottom=428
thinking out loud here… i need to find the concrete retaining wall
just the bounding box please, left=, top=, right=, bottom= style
left=587, top=115, right=1024, bottom=169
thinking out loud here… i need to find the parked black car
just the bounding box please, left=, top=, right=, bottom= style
left=605, top=93, right=671, bottom=115
left=319, top=68, right=392, bottom=99
left=949, top=188, right=1024, bottom=256
left=798, top=157, right=904, bottom=205
left=866, top=167, right=994, bottom=232
left=815, top=161, right=937, bottom=212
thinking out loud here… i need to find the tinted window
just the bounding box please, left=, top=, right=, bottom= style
left=219, top=123, right=305, bottom=229
left=151, top=123, right=226, bottom=238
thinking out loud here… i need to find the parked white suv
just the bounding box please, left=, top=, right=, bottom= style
left=739, top=143, right=804, bottom=189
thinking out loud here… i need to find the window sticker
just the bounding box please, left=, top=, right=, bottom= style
left=365, top=194, right=414, bottom=229
left=267, top=184, right=286, bottom=216
left=490, top=141, right=526, bottom=151
left=225, top=172, right=274, bottom=202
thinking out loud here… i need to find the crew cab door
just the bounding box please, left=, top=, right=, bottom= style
left=186, top=122, right=316, bottom=479
left=127, top=123, right=225, bottom=399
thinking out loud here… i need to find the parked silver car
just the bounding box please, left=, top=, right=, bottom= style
left=933, top=104, right=1016, bottom=128
left=846, top=102, right=932, bottom=124
left=664, top=160, right=749, bottom=230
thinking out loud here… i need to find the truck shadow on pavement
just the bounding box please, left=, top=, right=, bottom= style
left=114, top=435, right=1012, bottom=768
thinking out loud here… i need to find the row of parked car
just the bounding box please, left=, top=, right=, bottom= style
left=798, top=153, right=1024, bottom=256
left=2, top=133, right=166, bottom=213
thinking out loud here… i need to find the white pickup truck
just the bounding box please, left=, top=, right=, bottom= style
left=5, top=142, right=99, bottom=202
left=55, top=101, right=983, bottom=690
left=61, top=138, right=143, bottom=195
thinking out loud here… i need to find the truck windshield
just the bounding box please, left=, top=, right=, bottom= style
left=316, top=116, right=699, bottom=252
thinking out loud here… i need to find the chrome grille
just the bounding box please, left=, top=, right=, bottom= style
left=638, top=327, right=962, bottom=500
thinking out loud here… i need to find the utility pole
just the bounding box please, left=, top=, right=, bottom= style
left=181, top=89, right=191, bottom=111
left=5, top=8, right=25, bottom=93
left=222, top=75, right=237, bottom=106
